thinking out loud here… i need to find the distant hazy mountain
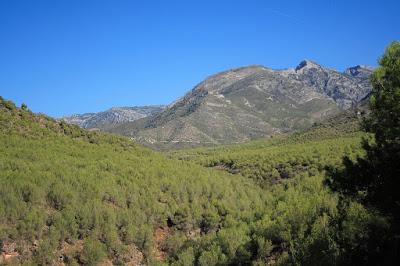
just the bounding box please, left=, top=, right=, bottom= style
left=106, top=60, right=373, bottom=148
left=62, top=106, right=165, bottom=129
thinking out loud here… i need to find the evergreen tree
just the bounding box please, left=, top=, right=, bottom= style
left=328, top=41, right=400, bottom=264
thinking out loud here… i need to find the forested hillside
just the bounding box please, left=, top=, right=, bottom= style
left=0, top=96, right=387, bottom=265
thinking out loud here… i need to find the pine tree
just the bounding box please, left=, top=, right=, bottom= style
left=328, top=41, right=400, bottom=264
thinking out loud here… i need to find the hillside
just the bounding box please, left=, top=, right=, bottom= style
left=62, top=105, right=165, bottom=129
left=170, top=110, right=367, bottom=188
left=107, top=61, right=373, bottom=149
left=0, top=97, right=383, bottom=265
left=0, top=97, right=267, bottom=265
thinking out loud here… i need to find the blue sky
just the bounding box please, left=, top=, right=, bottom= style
left=0, top=0, right=399, bottom=117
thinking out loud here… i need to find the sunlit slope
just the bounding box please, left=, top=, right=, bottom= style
left=0, top=97, right=267, bottom=264
left=171, top=111, right=367, bottom=188
left=0, top=98, right=375, bottom=265
left=108, top=62, right=372, bottom=149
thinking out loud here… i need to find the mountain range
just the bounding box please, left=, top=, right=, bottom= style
left=64, top=60, right=373, bottom=148
left=62, top=105, right=165, bottom=129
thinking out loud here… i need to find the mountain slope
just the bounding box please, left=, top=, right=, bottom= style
left=0, top=97, right=267, bottom=264
left=107, top=61, right=373, bottom=148
left=170, top=110, right=366, bottom=188
left=0, top=97, right=382, bottom=265
left=62, top=105, right=165, bottom=129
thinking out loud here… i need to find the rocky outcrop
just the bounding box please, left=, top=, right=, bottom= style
left=106, top=60, right=373, bottom=148
left=293, top=60, right=373, bottom=108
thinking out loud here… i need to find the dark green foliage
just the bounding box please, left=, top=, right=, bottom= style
left=328, top=41, right=400, bottom=264
left=333, top=201, right=390, bottom=265
left=329, top=41, right=400, bottom=216
left=21, top=103, right=28, bottom=111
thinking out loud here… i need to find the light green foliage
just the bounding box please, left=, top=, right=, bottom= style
left=198, top=245, right=226, bottom=266
left=80, top=237, right=107, bottom=265
left=171, top=111, right=365, bottom=188
left=0, top=98, right=383, bottom=265
left=171, top=247, right=196, bottom=266
left=0, top=98, right=265, bottom=264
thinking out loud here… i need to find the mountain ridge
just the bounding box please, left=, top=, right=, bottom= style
left=105, top=60, right=373, bottom=149
left=62, top=105, right=165, bottom=129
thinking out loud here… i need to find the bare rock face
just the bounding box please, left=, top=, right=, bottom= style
left=62, top=105, right=165, bottom=129
left=106, top=61, right=373, bottom=148
left=345, top=65, right=374, bottom=79
left=294, top=60, right=373, bottom=109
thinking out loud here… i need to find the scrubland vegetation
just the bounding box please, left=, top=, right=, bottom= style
left=171, top=111, right=366, bottom=189
left=0, top=41, right=399, bottom=265
left=0, top=97, right=270, bottom=265
left=0, top=97, right=384, bottom=265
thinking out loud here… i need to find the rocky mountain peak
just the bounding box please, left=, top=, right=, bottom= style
left=102, top=61, right=373, bottom=149
left=295, top=59, right=321, bottom=71
left=345, top=65, right=374, bottom=78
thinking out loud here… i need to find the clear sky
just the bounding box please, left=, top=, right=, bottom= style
left=0, top=0, right=399, bottom=117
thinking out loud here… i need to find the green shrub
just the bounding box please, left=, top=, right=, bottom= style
left=80, top=238, right=107, bottom=265
left=198, top=245, right=226, bottom=266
